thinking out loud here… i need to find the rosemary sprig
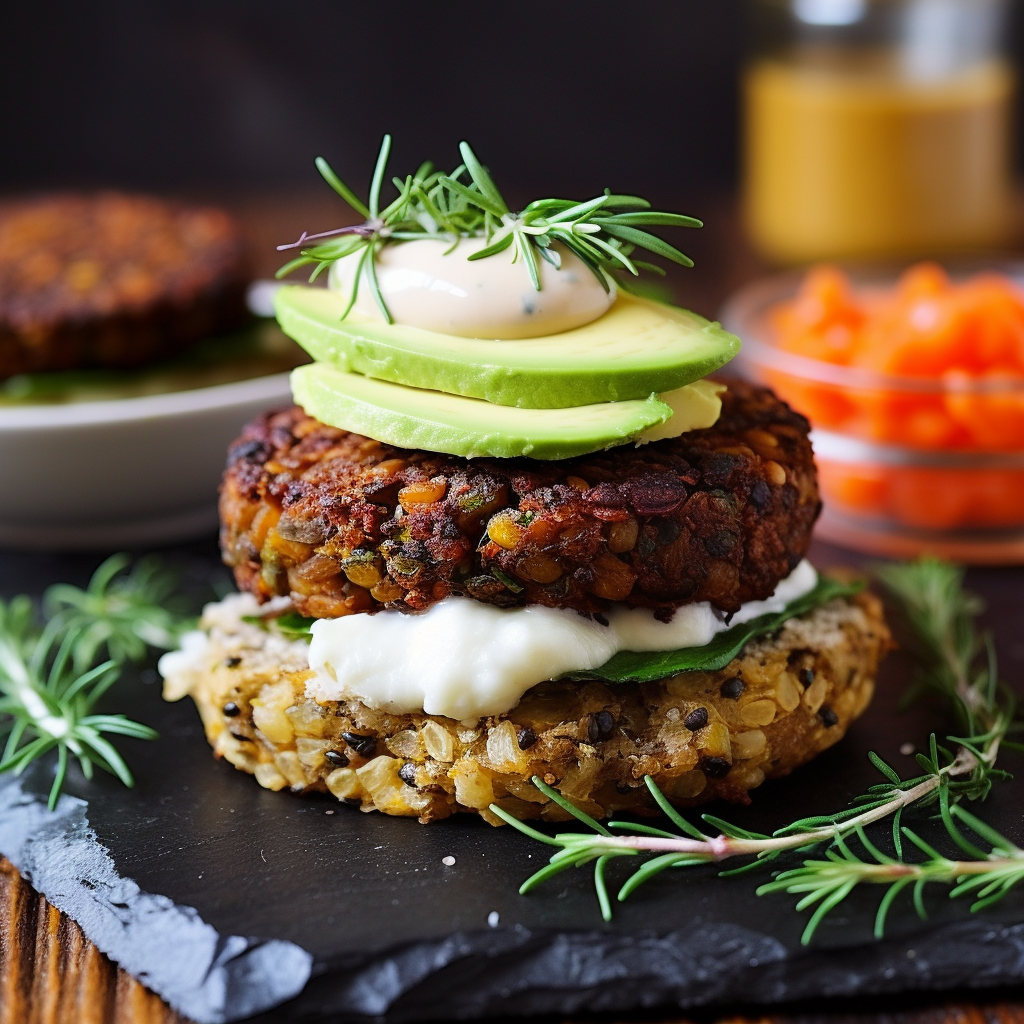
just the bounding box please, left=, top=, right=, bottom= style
left=276, top=136, right=701, bottom=319
left=0, top=555, right=190, bottom=809
left=493, top=558, right=1022, bottom=936
left=758, top=808, right=1024, bottom=944
left=44, top=553, right=192, bottom=671
left=442, top=141, right=700, bottom=293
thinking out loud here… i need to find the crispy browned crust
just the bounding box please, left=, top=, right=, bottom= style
left=164, top=590, right=891, bottom=824
left=0, top=193, right=248, bottom=378
left=220, top=383, right=821, bottom=617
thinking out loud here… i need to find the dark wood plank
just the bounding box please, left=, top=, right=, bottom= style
left=0, top=859, right=187, bottom=1024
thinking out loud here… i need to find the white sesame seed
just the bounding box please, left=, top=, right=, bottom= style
left=442, top=855, right=456, bottom=866
left=487, top=911, right=500, bottom=928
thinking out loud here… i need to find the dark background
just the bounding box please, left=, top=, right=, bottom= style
left=2, top=0, right=1019, bottom=209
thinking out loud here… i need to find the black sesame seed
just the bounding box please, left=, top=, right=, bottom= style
left=225, top=657, right=242, bottom=668
left=819, top=706, right=839, bottom=728
left=587, top=710, right=616, bottom=744
left=516, top=726, right=537, bottom=750
left=798, top=668, right=815, bottom=687
left=341, top=732, right=377, bottom=758
left=593, top=613, right=610, bottom=627
left=398, top=762, right=417, bottom=786
left=323, top=750, right=349, bottom=768
left=684, top=707, right=709, bottom=731
left=701, top=756, right=732, bottom=779
left=720, top=677, right=745, bottom=700
left=222, top=702, right=241, bottom=717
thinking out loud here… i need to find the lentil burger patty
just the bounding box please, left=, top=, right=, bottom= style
left=0, top=193, right=247, bottom=379
left=220, top=382, right=821, bottom=618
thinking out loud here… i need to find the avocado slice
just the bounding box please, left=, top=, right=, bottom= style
left=276, top=287, right=740, bottom=410
left=291, top=363, right=678, bottom=460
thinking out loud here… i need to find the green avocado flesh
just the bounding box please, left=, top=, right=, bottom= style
left=275, top=286, right=740, bottom=410
left=290, top=363, right=672, bottom=460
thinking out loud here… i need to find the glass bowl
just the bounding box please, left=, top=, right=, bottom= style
left=720, top=263, right=1024, bottom=562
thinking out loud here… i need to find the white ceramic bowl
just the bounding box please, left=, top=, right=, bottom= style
left=0, top=373, right=293, bottom=550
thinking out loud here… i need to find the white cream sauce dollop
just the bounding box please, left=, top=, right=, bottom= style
left=327, top=237, right=615, bottom=338
left=306, top=560, right=818, bottom=721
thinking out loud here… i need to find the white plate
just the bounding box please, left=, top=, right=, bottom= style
left=0, top=373, right=294, bottom=550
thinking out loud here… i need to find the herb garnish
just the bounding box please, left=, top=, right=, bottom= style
left=0, top=555, right=192, bottom=808
left=276, top=136, right=701, bottom=323
left=492, top=558, right=1023, bottom=939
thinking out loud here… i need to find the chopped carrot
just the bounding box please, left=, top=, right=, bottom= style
left=767, top=263, right=1024, bottom=533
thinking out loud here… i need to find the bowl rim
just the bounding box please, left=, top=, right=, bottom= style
left=720, top=259, right=1024, bottom=395
left=0, top=371, right=294, bottom=431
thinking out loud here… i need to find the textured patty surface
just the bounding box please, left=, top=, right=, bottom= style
left=162, top=589, right=891, bottom=824
left=0, top=193, right=248, bottom=378
left=221, top=383, right=821, bottom=617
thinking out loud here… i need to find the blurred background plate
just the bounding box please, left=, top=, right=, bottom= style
left=0, top=372, right=292, bottom=549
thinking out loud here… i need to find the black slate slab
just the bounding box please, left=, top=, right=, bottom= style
left=0, top=538, right=1021, bottom=1024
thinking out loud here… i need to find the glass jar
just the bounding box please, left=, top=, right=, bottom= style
left=743, top=0, right=1015, bottom=264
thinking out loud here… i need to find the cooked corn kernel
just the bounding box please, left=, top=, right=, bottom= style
left=487, top=513, right=523, bottom=550
left=399, top=478, right=447, bottom=508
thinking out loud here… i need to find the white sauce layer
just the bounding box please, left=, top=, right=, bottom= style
left=327, top=237, right=615, bottom=338
left=307, top=560, right=818, bottom=721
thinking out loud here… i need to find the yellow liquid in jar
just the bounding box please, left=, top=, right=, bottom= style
left=743, top=58, right=1015, bottom=263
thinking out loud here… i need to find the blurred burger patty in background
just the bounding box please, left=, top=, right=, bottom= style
left=0, top=192, right=248, bottom=379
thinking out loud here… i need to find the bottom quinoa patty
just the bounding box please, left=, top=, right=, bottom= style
left=162, top=588, right=891, bottom=824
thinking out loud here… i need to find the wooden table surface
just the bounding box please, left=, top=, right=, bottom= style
left=1, top=193, right=1022, bottom=1024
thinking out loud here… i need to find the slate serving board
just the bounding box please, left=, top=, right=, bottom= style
left=0, top=538, right=1021, bottom=1024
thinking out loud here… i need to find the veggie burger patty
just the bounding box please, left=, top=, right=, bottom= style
left=0, top=192, right=248, bottom=379
left=162, top=587, right=890, bottom=824
left=220, top=382, right=821, bottom=619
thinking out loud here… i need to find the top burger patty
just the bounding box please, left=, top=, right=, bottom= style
left=220, top=383, right=821, bottom=619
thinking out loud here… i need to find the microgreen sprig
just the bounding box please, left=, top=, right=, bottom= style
left=276, top=136, right=701, bottom=320
left=442, top=141, right=700, bottom=294
left=0, top=555, right=191, bottom=809
left=493, top=558, right=1022, bottom=939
